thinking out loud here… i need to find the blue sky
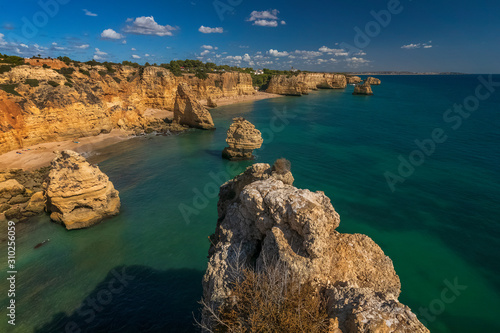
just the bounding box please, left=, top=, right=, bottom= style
left=0, top=0, right=499, bottom=72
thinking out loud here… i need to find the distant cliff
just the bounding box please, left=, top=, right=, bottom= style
left=266, top=72, right=347, bottom=95
left=0, top=64, right=255, bottom=154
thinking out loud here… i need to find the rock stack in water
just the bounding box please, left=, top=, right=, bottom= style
left=353, top=81, right=374, bottom=95
left=222, top=117, right=263, bottom=160
left=365, top=76, right=381, bottom=85
left=173, top=83, right=215, bottom=130
left=44, top=150, right=120, bottom=230
left=201, top=161, right=429, bottom=332
left=346, top=75, right=362, bottom=84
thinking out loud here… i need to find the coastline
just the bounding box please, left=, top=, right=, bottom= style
left=0, top=92, right=283, bottom=171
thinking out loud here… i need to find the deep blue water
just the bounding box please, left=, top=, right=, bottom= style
left=1, top=75, right=499, bottom=332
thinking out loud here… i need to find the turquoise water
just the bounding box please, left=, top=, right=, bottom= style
left=1, top=75, right=500, bottom=332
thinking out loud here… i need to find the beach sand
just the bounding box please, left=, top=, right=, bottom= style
left=0, top=92, right=283, bottom=170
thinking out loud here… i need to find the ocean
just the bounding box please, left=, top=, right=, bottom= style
left=1, top=75, right=499, bottom=332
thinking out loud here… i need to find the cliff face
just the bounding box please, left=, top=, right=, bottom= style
left=0, top=64, right=255, bottom=154
left=173, top=83, right=215, bottom=130
left=202, top=162, right=428, bottom=332
left=266, top=73, right=347, bottom=95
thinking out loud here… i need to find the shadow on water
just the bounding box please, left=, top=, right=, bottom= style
left=34, top=265, right=204, bottom=333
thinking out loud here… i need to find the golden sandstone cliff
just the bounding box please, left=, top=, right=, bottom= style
left=202, top=162, right=428, bottom=332
left=266, top=73, right=347, bottom=95
left=0, top=64, right=255, bottom=154
left=174, top=83, right=215, bottom=130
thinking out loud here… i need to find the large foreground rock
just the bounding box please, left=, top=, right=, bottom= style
left=173, top=83, right=215, bottom=130
left=202, top=162, right=428, bottom=332
left=44, top=150, right=120, bottom=230
left=222, top=117, right=263, bottom=160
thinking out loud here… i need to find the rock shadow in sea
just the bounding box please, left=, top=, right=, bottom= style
left=34, top=265, right=203, bottom=333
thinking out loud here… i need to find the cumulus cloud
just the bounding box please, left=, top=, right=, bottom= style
left=243, top=54, right=251, bottom=62
left=76, top=44, right=90, bottom=49
left=132, top=55, right=141, bottom=59
left=346, top=57, right=370, bottom=68
left=200, top=50, right=210, bottom=56
left=268, top=49, right=289, bottom=57
left=226, top=55, right=242, bottom=60
left=201, top=45, right=218, bottom=50
left=294, top=50, right=322, bottom=59
left=247, top=9, right=284, bottom=27
left=124, top=16, right=177, bottom=36
left=94, top=55, right=105, bottom=61
left=83, top=9, right=97, bottom=17
left=318, top=46, right=346, bottom=54
left=101, top=29, right=124, bottom=40
left=94, top=48, right=107, bottom=55
left=131, top=48, right=136, bottom=51
left=199, top=26, right=223, bottom=33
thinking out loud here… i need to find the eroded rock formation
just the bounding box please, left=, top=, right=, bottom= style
left=44, top=150, right=120, bottom=230
left=346, top=76, right=362, bottom=84
left=365, top=77, right=381, bottom=85
left=173, top=83, right=215, bottom=130
left=222, top=117, right=263, bottom=160
left=202, top=162, right=428, bottom=332
left=353, top=81, right=374, bottom=95
left=266, top=73, right=347, bottom=95
left=0, top=64, right=255, bottom=153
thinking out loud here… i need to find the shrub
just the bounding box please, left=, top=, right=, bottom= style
left=0, top=84, right=21, bottom=96
left=195, top=71, right=209, bottom=80
left=156, top=71, right=164, bottom=78
left=25, top=79, right=39, bottom=87
left=98, top=71, right=107, bottom=77
left=198, top=256, right=330, bottom=333
left=112, top=76, right=121, bottom=84
left=64, top=82, right=73, bottom=88
left=272, top=158, right=291, bottom=174
left=0, top=65, right=12, bottom=74
left=47, top=81, right=59, bottom=87
left=57, top=67, right=75, bottom=75
left=79, top=69, right=90, bottom=76
left=42, top=64, right=50, bottom=69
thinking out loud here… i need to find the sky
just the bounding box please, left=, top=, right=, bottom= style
left=0, top=0, right=499, bottom=73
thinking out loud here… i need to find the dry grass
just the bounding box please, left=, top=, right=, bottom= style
left=272, top=158, right=291, bottom=174
left=198, top=255, right=330, bottom=333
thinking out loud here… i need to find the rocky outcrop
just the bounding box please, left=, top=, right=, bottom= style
left=346, top=76, right=362, bottom=84
left=353, top=82, right=373, bottom=95
left=44, top=150, right=120, bottom=230
left=222, top=117, right=263, bottom=160
left=173, top=83, right=215, bottom=130
left=202, top=162, right=428, bottom=332
left=365, top=77, right=381, bottom=85
left=266, top=73, right=347, bottom=96
left=0, top=64, right=255, bottom=154
left=0, top=167, right=49, bottom=222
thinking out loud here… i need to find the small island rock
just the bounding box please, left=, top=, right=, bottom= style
left=222, top=117, right=263, bottom=160
left=353, top=81, right=374, bottom=95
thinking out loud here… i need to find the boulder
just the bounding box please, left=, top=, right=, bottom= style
left=25, top=191, right=45, bottom=214
left=173, top=83, right=215, bottom=130
left=202, top=161, right=428, bottom=332
left=353, top=81, right=374, bottom=95
left=44, top=150, right=120, bottom=230
left=207, top=96, right=218, bottom=108
left=0, top=179, right=25, bottom=198
left=222, top=117, right=263, bottom=160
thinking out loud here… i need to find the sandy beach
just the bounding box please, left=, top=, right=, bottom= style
left=0, top=92, right=283, bottom=170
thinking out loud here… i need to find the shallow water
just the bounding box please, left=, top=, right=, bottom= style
left=1, top=75, right=499, bottom=332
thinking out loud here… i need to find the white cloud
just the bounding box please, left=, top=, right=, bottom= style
left=124, top=16, right=177, bottom=36
left=131, top=48, right=136, bottom=51
left=268, top=49, right=289, bottom=57
left=294, top=50, right=322, bottom=58
left=253, top=20, right=278, bottom=27
left=354, top=51, right=366, bottom=56
left=248, top=9, right=283, bottom=27
left=95, top=48, right=107, bottom=55
left=83, top=9, right=97, bottom=17
left=346, top=57, right=370, bottom=68
left=145, top=54, right=150, bottom=57
left=199, top=26, right=223, bottom=34
left=20, top=44, right=28, bottom=48
left=76, top=44, right=90, bottom=49
left=93, top=55, right=105, bottom=61
left=132, top=55, right=141, bottom=59
left=423, top=45, right=432, bottom=48
left=200, top=50, right=210, bottom=56
left=54, top=46, right=65, bottom=50
left=401, top=43, right=420, bottom=49
left=226, top=55, right=242, bottom=60
left=122, top=40, right=127, bottom=44
left=319, top=46, right=346, bottom=54
left=101, top=29, right=125, bottom=39
left=243, top=54, right=251, bottom=62
left=201, top=45, right=218, bottom=50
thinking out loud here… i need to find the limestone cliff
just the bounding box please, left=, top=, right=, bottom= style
left=266, top=73, right=347, bottom=95
left=0, top=63, right=255, bottom=154
left=202, top=162, right=428, bottom=332
left=44, top=150, right=120, bottom=230
left=346, top=76, right=362, bottom=84
left=174, top=83, right=215, bottom=130
left=222, top=117, right=263, bottom=160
